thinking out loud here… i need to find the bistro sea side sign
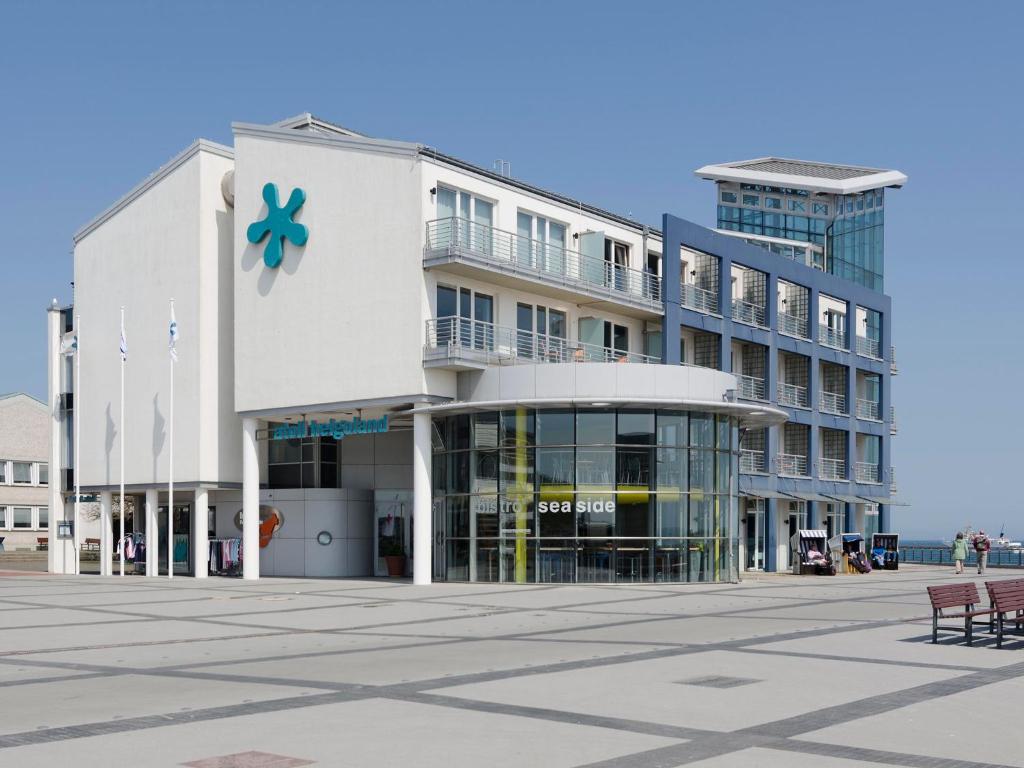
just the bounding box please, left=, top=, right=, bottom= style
left=272, top=416, right=389, bottom=441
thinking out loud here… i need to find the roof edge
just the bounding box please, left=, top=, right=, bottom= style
left=0, top=392, right=47, bottom=408
left=232, top=121, right=420, bottom=158
left=73, top=139, right=234, bottom=244
left=694, top=160, right=907, bottom=195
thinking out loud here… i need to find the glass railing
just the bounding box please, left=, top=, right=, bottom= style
left=890, top=406, right=897, bottom=434
left=856, top=398, right=881, bottom=421
left=820, top=390, right=847, bottom=415
left=855, top=462, right=880, bottom=484
left=731, top=298, right=766, bottom=327
left=777, top=453, right=809, bottom=477
left=425, top=217, right=662, bottom=307
left=856, top=335, right=881, bottom=359
left=740, top=449, right=766, bottom=474
left=681, top=282, right=719, bottom=314
left=819, top=457, right=847, bottom=481
left=424, top=317, right=659, bottom=366
left=818, top=323, right=846, bottom=350
left=777, top=381, right=809, bottom=408
left=778, top=312, right=809, bottom=339
left=737, top=374, right=766, bottom=401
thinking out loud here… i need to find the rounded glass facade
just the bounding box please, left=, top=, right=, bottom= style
left=432, top=408, right=739, bottom=583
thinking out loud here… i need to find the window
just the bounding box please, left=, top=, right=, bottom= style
left=517, top=211, right=567, bottom=272
left=720, top=191, right=737, bottom=203
left=0, top=461, right=5, bottom=484
left=812, top=202, right=829, bottom=215
left=788, top=199, right=806, bottom=213
left=38, top=507, right=48, bottom=529
left=0, top=507, right=5, bottom=527
left=38, top=463, right=48, bottom=486
left=742, top=194, right=759, bottom=207
left=765, top=197, right=781, bottom=209
left=436, top=186, right=494, bottom=251
left=13, top=507, right=31, bottom=529
left=13, top=462, right=31, bottom=484
left=604, top=322, right=628, bottom=355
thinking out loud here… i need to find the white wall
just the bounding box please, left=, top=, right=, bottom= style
left=73, top=145, right=239, bottom=488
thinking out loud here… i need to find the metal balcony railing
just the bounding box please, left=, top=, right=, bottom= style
left=777, top=381, right=809, bottom=408
left=731, top=298, right=766, bottom=327
left=425, top=217, right=662, bottom=308
left=777, top=453, right=809, bottom=477
left=890, top=345, right=899, bottom=375
left=737, top=374, right=766, bottom=402
left=856, top=398, right=881, bottom=421
left=818, top=323, right=846, bottom=350
left=681, top=282, right=719, bottom=314
left=856, top=335, right=882, bottom=359
left=889, top=466, right=897, bottom=493
left=855, top=462, right=880, bottom=484
left=424, top=317, right=659, bottom=367
left=819, top=390, right=847, bottom=415
left=890, top=406, right=898, bottom=435
left=819, top=457, right=847, bottom=481
left=740, top=449, right=767, bottom=474
left=778, top=312, right=809, bottom=339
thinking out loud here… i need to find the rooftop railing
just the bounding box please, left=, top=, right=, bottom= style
left=778, top=312, right=809, bottom=339
left=777, top=381, right=809, bottom=408
left=820, top=390, right=847, bottom=415
left=425, top=217, right=662, bottom=310
left=740, top=449, right=767, bottom=474
left=856, top=335, right=882, bottom=359
left=777, top=453, right=809, bottom=477
left=855, top=461, right=880, bottom=484
left=856, top=398, right=881, bottom=421
left=737, top=374, right=766, bottom=402
left=819, top=457, right=847, bottom=481
left=424, top=317, right=659, bottom=367
left=818, top=323, right=846, bottom=350
left=681, top=282, right=719, bottom=314
left=731, top=297, right=766, bottom=327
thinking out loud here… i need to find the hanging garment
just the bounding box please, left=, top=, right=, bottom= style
left=173, top=534, right=188, bottom=563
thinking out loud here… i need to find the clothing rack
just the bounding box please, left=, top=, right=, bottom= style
left=115, top=532, right=148, bottom=574
left=208, top=537, right=243, bottom=577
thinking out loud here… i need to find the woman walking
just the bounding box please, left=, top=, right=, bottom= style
left=951, top=532, right=968, bottom=574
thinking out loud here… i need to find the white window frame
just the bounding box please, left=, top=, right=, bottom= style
left=12, top=461, right=32, bottom=485
left=11, top=506, right=32, bottom=530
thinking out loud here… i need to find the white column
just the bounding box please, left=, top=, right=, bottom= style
left=99, top=491, right=113, bottom=576
left=46, top=304, right=66, bottom=574
left=241, top=417, right=260, bottom=580
left=194, top=488, right=209, bottom=579
left=145, top=488, right=157, bottom=577
left=412, top=411, right=432, bottom=585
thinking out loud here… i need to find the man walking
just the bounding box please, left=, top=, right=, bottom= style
left=973, top=530, right=991, bottom=574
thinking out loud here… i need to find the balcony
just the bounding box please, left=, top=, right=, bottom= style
left=818, top=323, right=846, bottom=350
left=737, top=374, right=766, bottom=402
left=855, top=462, right=881, bottom=484
left=777, top=453, right=809, bottom=477
left=856, top=335, right=881, bottom=359
left=890, top=345, right=899, bottom=375
left=740, top=449, right=767, bottom=474
left=889, top=466, right=897, bottom=493
left=819, top=390, right=847, bottom=416
left=777, top=381, right=809, bottom=408
left=856, top=398, right=881, bottom=421
left=890, top=406, right=898, bottom=435
left=819, top=457, right=847, bottom=481
left=423, top=317, right=659, bottom=370
left=778, top=312, right=809, bottom=339
left=731, top=297, right=766, bottom=327
left=681, top=282, right=719, bottom=314
left=425, top=217, right=662, bottom=315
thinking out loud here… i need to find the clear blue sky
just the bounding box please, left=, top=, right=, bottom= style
left=2, top=1, right=1021, bottom=538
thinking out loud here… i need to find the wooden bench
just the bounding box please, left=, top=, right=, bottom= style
left=984, top=577, right=1024, bottom=632
left=926, top=583, right=994, bottom=645
left=36, top=537, right=48, bottom=550
left=989, top=580, right=1024, bottom=648
left=84, top=538, right=100, bottom=551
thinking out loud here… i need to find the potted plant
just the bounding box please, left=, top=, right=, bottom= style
left=381, top=537, right=406, bottom=577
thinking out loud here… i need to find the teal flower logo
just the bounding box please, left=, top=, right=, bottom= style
left=246, top=183, right=308, bottom=268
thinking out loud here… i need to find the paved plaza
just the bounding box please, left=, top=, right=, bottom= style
left=0, top=566, right=1022, bottom=767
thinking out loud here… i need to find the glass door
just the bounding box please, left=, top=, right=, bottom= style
left=745, top=499, right=765, bottom=570
left=158, top=504, right=192, bottom=576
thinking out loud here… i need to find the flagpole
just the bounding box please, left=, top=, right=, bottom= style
left=168, top=298, right=174, bottom=580
left=74, top=315, right=81, bottom=576
left=119, top=306, right=125, bottom=577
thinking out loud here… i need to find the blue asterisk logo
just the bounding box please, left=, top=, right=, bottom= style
left=246, top=183, right=309, bottom=268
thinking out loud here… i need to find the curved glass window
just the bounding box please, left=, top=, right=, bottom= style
left=432, top=408, right=737, bottom=584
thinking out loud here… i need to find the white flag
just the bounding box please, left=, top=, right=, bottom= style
left=168, top=304, right=178, bottom=362
left=60, top=334, right=78, bottom=356
left=119, top=318, right=127, bottom=362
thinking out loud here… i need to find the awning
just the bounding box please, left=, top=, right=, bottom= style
left=783, top=491, right=836, bottom=503
left=824, top=493, right=867, bottom=504
left=739, top=488, right=794, bottom=499
left=858, top=495, right=911, bottom=507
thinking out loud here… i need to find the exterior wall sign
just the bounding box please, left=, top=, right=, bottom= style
left=272, top=415, right=389, bottom=441
left=246, top=182, right=308, bottom=268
